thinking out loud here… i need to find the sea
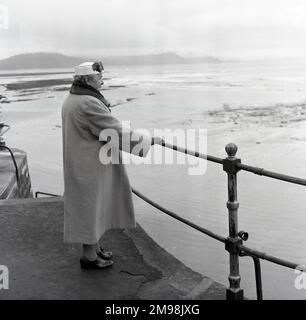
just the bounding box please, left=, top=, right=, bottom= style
left=1, top=59, right=306, bottom=299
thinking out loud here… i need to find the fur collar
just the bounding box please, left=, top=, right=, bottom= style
left=70, top=81, right=111, bottom=111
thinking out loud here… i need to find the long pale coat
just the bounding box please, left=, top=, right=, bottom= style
left=61, top=93, right=151, bottom=244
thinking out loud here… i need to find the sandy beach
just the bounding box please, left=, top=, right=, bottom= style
left=1, top=63, right=306, bottom=299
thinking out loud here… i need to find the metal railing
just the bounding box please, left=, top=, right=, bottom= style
left=132, top=141, right=306, bottom=300
left=35, top=140, right=306, bottom=300
left=35, top=191, right=60, bottom=198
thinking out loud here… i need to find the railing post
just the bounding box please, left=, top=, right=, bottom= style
left=223, top=143, right=244, bottom=300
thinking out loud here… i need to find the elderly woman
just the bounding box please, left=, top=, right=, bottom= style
left=62, top=61, right=159, bottom=269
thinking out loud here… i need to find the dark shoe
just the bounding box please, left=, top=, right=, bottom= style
left=97, top=246, right=113, bottom=261
left=80, top=256, right=113, bottom=270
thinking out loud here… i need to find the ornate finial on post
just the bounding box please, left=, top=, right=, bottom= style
left=225, top=143, right=238, bottom=159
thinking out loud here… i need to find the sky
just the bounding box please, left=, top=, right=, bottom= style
left=1, top=0, right=306, bottom=60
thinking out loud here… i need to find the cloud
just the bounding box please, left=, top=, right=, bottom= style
left=1, top=0, right=306, bottom=59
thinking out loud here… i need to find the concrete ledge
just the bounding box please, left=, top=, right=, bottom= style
left=0, top=197, right=225, bottom=300
left=0, top=148, right=33, bottom=199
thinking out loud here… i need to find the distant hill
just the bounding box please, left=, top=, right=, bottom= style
left=0, top=52, right=85, bottom=70
left=104, top=52, right=221, bottom=65
left=0, top=52, right=221, bottom=70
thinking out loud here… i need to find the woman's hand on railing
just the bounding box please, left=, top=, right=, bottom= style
left=151, top=136, right=165, bottom=146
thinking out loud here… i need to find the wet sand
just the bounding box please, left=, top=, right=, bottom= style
left=5, top=78, right=73, bottom=90
left=1, top=77, right=122, bottom=103
left=0, top=71, right=73, bottom=77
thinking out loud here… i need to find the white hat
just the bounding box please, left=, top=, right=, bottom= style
left=74, top=62, right=101, bottom=76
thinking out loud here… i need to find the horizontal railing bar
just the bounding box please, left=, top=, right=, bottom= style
left=239, top=244, right=300, bottom=270
left=132, top=187, right=226, bottom=243
left=35, top=191, right=59, bottom=198
left=237, top=163, right=306, bottom=186
left=162, top=142, right=223, bottom=164
left=132, top=187, right=303, bottom=272
left=159, top=141, right=306, bottom=186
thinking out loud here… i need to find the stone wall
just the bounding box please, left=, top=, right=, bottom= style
left=0, top=148, right=33, bottom=199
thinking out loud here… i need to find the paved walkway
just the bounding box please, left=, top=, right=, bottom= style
left=0, top=197, right=225, bottom=299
